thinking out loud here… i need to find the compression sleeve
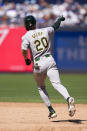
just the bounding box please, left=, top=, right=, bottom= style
left=52, top=16, right=65, bottom=31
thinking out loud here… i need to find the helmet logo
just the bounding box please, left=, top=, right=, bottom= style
left=29, top=23, right=32, bottom=26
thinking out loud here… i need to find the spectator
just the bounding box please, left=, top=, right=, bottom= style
left=0, top=0, right=87, bottom=28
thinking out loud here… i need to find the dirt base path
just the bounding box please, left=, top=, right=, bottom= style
left=0, top=103, right=87, bottom=131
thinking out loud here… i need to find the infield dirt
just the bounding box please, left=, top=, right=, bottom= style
left=0, top=103, right=87, bottom=131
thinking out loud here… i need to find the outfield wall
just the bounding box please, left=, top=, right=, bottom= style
left=54, top=30, right=87, bottom=71
left=0, top=26, right=33, bottom=72
left=0, top=26, right=87, bottom=72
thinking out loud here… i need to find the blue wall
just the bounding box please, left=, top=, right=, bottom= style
left=53, top=31, right=87, bottom=71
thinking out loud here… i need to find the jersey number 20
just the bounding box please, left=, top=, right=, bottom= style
left=34, top=37, right=48, bottom=52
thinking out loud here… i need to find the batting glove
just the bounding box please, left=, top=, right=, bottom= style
left=59, top=16, right=65, bottom=21
left=25, top=59, right=31, bottom=65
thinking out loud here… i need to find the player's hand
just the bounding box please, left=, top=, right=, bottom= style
left=25, top=59, right=31, bottom=65
left=59, top=16, right=65, bottom=21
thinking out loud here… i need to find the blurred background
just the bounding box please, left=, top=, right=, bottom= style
left=0, top=0, right=87, bottom=103
left=0, top=0, right=87, bottom=28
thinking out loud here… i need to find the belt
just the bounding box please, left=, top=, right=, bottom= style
left=35, top=54, right=50, bottom=61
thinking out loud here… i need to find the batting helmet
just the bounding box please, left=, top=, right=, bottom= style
left=24, top=15, right=36, bottom=31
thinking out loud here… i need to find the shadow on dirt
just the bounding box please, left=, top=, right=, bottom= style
left=51, top=119, right=87, bottom=124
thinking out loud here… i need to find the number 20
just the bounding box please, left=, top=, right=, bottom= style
left=34, top=37, right=48, bottom=51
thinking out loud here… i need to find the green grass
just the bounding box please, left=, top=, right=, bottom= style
left=0, top=73, right=87, bottom=103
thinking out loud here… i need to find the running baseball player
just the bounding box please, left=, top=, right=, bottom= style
left=21, top=15, right=76, bottom=119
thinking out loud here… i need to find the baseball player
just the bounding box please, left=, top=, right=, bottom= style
left=21, top=15, right=76, bottom=119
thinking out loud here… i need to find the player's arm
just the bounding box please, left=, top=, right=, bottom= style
left=21, top=37, right=31, bottom=65
left=52, top=16, right=65, bottom=31
left=22, top=49, right=31, bottom=65
left=29, top=46, right=33, bottom=62
left=22, top=49, right=28, bottom=60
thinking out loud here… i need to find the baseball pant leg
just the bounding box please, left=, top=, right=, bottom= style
left=33, top=72, right=51, bottom=107
left=47, top=66, right=70, bottom=100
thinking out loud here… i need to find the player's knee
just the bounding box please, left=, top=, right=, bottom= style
left=52, top=82, right=61, bottom=89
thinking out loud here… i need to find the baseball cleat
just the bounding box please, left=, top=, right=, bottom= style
left=48, top=112, right=57, bottom=119
left=68, top=97, right=76, bottom=117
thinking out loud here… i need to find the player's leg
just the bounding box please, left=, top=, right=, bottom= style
left=34, top=72, right=51, bottom=107
left=47, top=67, right=70, bottom=99
left=33, top=72, right=57, bottom=118
left=47, top=66, right=76, bottom=117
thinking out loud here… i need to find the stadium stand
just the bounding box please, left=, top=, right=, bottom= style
left=0, top=0, right=87, bottom=27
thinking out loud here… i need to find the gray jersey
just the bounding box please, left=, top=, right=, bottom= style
left=21, top=27, right=54, bottom=59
